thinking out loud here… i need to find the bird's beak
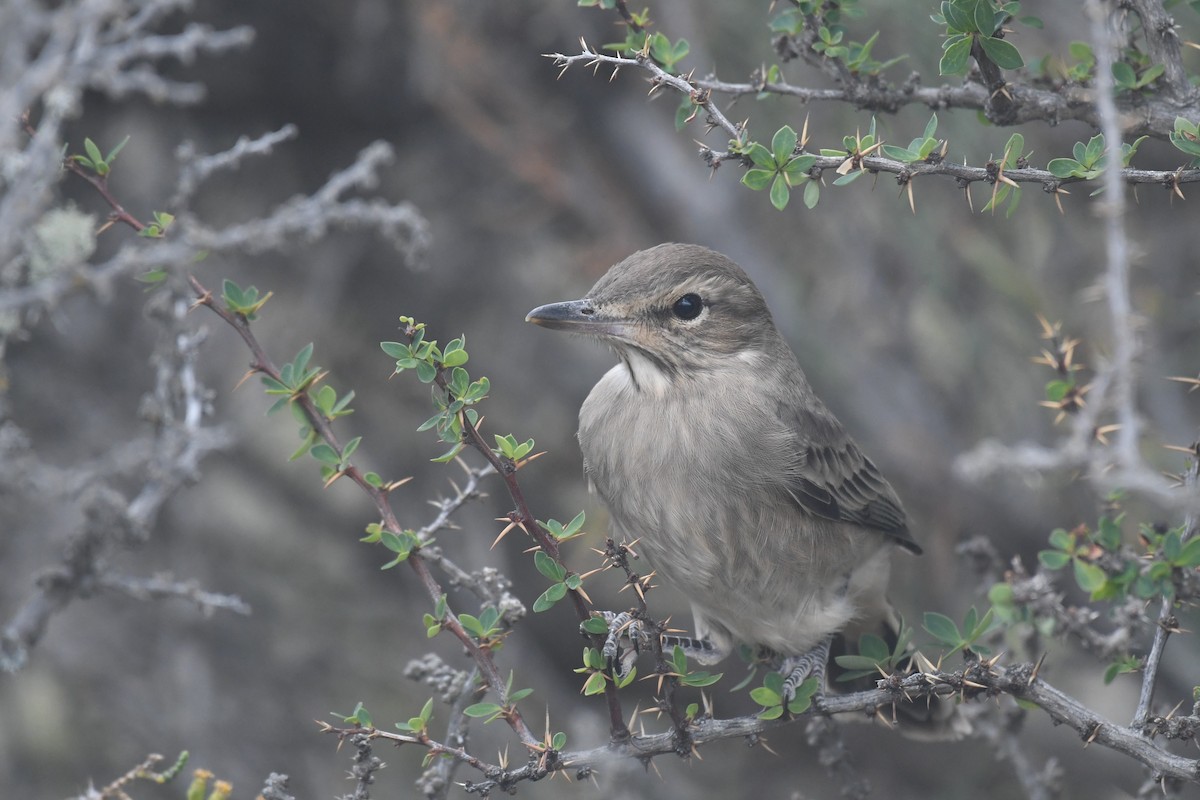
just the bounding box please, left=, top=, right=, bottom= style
left=525, top=299, right=632, bottom=338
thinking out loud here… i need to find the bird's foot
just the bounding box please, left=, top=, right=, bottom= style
left=779, top=634, right=834, bottom=713
left=599, top=611, right=646, bottom=679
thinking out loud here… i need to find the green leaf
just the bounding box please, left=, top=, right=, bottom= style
left=921, top=112, right=940, bottom=140
left=581, top=616, right=610, bottom=635
left=1048, top=528, right=1074, bottom=551
left=939, top=35, right=973, bottom=75
left=749, top=686, right=781, bottom=706
left=1072, top=558, right=1107, bottom=593
left=771, top=125, right=798, bottom=164
left=1047, top=158, right=1084, bottom=178
left=769, top=175, right=790, bottom=211
left=988, top=581, right=1014, bottom=607
left=310, top=443, right=340, bottom=465
left=742, top=169, right=774, bottom=191
left=1111, top=61, right=1136, bottom=88
left=1038, top=550, right=1071, bottom=570
left=1002, top=133, right=1024, bottom=168
left=782, top=155, right=816, bottom=182
left=803, top=179, right=820, bottom=209
left=941, top=2, right=973, bottom=33
left=973, top=0, right=995, bottom=34
left=533, top=582, right=567, bottom=612
left=1137, top=63, right=1164, bottom=88
left=1068, top=41, right=1093, bottom=62
left=1162, top=530, right=1183, bottom=561
left=415, top=361, right=438, bottom=384
left=881, top=145, right=919, bottom=162
left=582, top=671, right=607, bottom=695
left=84, top=138, right=104, bottom=167
left=442, top=349, right=468, bottom=368
left=675, top=97, right=696, bottom=131
left=834, top=654, right=882, bottom=671
left=430, top=442, right=464, bottom=463
left=757, top=704, right=785, bottom=720
left=463, top=703, right=503, bottom=718
left=459, top=614, right=483, bottom=636
left=534, top=550, right=566, bottom=581
left=923, top=611, right=961, bottom=645
left=1174, top=537, right=1200, bottom=567
left=746, top=143, right=775, bottom=169
left=671, top=645, right=688, bottom=675
left=978, top=36, right=1024, bottom=70
left=680, top=671, right=723, bottom=687
left=1083, top=134, right=1105, bottom=167
left=1044, top=379, right=1073, bottom=402
left=105, top=135, right=131, bottom=164
left=858, top=633, right=890, bottom=662
left=581, top=647, right=604, bottom=670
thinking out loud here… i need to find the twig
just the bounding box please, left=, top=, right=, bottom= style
left=0, top=288, right=232, bottom=672
left=428, top=355, right=631, bottom=741
left=191, top=278, right=539, bottom=749
left=546, top=48, right=1200, bottom=185
left=1132, top=438, right=1200, bottom=729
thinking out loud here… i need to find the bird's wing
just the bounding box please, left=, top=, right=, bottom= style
left=782, top=402, right=922, bottom=554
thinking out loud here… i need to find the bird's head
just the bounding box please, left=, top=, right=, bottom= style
left=526, top=243, right=779, bottom=384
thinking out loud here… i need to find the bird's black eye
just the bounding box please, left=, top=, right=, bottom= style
left=671, top=293, right=704, bottom=320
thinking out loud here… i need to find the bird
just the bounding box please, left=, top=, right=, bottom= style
left=525, top=243, right=930, bottom=718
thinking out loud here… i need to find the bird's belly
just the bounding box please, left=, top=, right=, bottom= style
left=594, top=462, right=883, bottom=656
left=579, top=367, right=890, bottom=656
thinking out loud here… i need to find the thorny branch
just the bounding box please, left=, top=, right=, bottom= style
left=546, top=10, right=1200, bottom=187
left=190, top=278, right=540, bottom=749
left=327, top=658, right=1200, bottom=796
left=408, top=324, right=632, bottom=742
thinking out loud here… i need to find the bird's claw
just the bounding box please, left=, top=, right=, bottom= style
left=779, top=634, right=834, bottom=713
left=599, top=611, right=646, bottom=678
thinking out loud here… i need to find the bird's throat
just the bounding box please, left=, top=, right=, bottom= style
left=620, top=349, right=674, bottom=396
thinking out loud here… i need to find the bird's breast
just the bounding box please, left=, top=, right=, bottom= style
left=578, top=362, right=802, bottom=582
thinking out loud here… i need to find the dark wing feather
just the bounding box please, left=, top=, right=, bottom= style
left=783, top=402, right=922, bottom=554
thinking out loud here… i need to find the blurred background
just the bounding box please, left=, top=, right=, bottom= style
left=3, top=1, right=1199, bottom=798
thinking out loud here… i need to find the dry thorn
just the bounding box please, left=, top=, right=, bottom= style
left=491, top=519, right=518, bottom=549
left=1166, top=375, right=1200, bottom=392
left=233, top=369, right=257, bottom=391
left=1030, top=652, right=1047, bottom=685
left=1094, top=424, right=1120, bottom=445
